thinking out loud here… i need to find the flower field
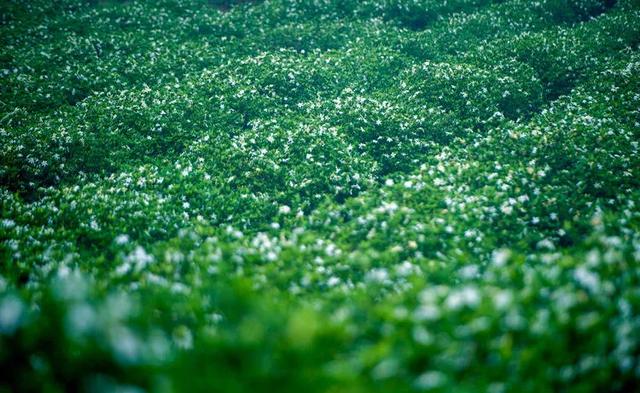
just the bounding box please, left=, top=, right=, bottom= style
left=1, top=0, right=640, bottom=391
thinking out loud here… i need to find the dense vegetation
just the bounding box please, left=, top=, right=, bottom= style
left=1, top=0, right=640, bottom=391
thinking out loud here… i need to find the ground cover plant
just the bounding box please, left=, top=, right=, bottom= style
left=1, top=0, right=640, bottom=391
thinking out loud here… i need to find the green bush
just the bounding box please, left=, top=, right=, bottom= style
left=2, top=0, right=640, bottom=392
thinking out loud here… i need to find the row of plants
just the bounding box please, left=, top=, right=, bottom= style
left=1, top=0, right=639, bottom=391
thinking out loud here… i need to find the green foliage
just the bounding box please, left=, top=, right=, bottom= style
left=1, top=0, right=640, bottom=392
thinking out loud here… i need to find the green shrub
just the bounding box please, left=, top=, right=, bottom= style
left=2, top=0, right=640, bottom=391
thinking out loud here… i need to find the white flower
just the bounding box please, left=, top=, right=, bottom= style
left=414, top=371, right=446, bottom=390
left=459, top=265, right=479, bottom=279
left=89, top=219, right=99, bottom=230
left=433, top=178, right=446, bottom=186
left=0, top=219, right=15, bottom=229
left=500, top=204, right=513, bottom=215
left=492, top=249, right=510, bottom=267
left=397, top=261, right=417, bottom=276
left=278, top=205, right=291, bottom=214
left=574, top=267, right=600, bottom=292
left=537, top=239, right=555, bottom=250
left=114, top=234, right=130, bottom=245
left=493, top=290, right=512, bottom=310
left=126, top=246, right=154, bottom=272
left=445, top=286, right=480, bottom=310
left=173, top=326, right=193, bottom=350
left=0, top=295, right=25, bottom=334
left=327, top=276, right=340, bottom=287
left=377, top=201, right=399, bottom=214
left=414, top=305, right=441, bottom=321
left=366, top=268, right=389, bottom=284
